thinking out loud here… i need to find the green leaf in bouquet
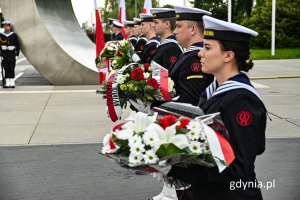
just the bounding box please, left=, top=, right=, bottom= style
left=112, top=136, right=130, bottom=156
left=114, top=56, right=123, bottom=63
left=197, top=152, right=215, bottom=164
left=156, top=143, right=185, bottom=158
left=138, top=79, right=146, bottom=86
left=175, top=128, right=189, bottom=135
left=144, top=85, right=154, bottom=93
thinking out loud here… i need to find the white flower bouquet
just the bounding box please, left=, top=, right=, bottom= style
left=101, top=111, right=235, bottom=174
left=96, top=40, right=135, bottom=70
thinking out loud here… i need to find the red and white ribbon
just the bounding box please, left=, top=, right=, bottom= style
left=151, top=61, right=172, bottom=101
left=203, top=123, right=235, bottom=172
left=106, top=71, right=122, bottom=122
left=106, top=64, right=133, bottom=122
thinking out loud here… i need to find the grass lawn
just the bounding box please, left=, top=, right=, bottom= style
left=251, top=48, right=300, bottom=60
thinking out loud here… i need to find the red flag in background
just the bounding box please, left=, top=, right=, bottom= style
left=94, top=0, right=105, bottom=57
left=118, top=0, right=128, bottom=39
left=143, top=0, right=152, bottom=14
left=94, top=0, right=106, bottom=84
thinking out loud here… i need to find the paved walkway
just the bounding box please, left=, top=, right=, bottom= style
left=1, top=59, right=300, bottom=146
left=0, top=59, right=299, bottom=199
left=0, top=139, right=299, bottom=200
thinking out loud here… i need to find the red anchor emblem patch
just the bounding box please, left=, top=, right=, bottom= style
left=191, top=62, right=201, bottom=72
left=236, top=110, right=252, bottom=127
left=169, top=56, right=177, bottom=63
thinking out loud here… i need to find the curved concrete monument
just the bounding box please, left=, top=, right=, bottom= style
left=1, top=0, right=99, bottom=85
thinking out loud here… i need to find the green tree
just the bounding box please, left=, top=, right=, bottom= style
left=241, top=0, right=300, bottom=48
left=190, top=0, right=227, bottom=20
left=190, top=0, right=254, bottom=23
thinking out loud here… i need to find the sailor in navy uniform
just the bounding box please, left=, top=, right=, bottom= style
left=150, top=8, right=182, bottom=72
left=170, top=6, right=214, bottom=106
left=123, top=20, right=138, bottom=46
left=168, top=16, right=267, bottom=200
left=138, top=13, right=160, bottom=64
left=133, top=18, right=148, bottom=57
left=108, top=18, right=117, bottom=40
left=0, top=21, right=20, bottom=88
left=111, top=21, right=124, bottom=41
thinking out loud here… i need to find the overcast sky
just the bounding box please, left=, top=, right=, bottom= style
left=71, top=0, right=191, bottom=26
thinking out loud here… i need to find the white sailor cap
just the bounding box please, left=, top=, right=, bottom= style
left=139, top=13, right=153, bottom=22
left=150, top=8, right=175, bottom=19
left=108, top=18, right=117, bottom=25
left=203, top=16, right=258, bottom=42
left=2, top=20, right=12, bottom=25
left=174, top=6, right=211, bottom=21
left=123, top=20, right=135, bottom=27
left=112, top=20, right=124, bottom=28
left=133, top=18, right=142, bottom=25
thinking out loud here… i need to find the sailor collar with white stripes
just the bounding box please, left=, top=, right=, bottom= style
left=184, top=42, right=203, bottom=54
left=146, top=36, right=160, bottom=45
left=205, top=73, right=261, bottom=100
left=159, top=35, right=177, bottom=45
left=0, top=32, right=14, bottom=37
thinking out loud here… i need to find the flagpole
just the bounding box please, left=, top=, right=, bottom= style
left=135, top=0, right=137, bottom=17
left=228, top=0, right=232, bottom=22
left=271, top=0, right=276, bottom=56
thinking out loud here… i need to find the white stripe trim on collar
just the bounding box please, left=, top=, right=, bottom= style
left=160, top=38, right=177, bottom=46
left=138, top=37, right=147, bottom=42
left=184, top=45, right=202, bottom=54
left=0, top=32, right=14, bottom=37
left=146, top=39, right=160, bottom=45
left=210, top=80, right=261, bottom=100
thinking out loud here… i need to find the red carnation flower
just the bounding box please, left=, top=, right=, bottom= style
left=177, top=118, right=190, bottom=129
left=131, top=68, right=144, bottom=80
left=144, top=63, right=150, bottom=71
left=146, top=78, right=159, bottom=90
left=159, top=115, right=177, bottom=129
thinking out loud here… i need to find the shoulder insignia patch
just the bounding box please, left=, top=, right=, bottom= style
left=191, top=62, right=201, bottom=72
left=236, top=110, right=252, bottom=127
left=169, top=56, right=177, bottom=63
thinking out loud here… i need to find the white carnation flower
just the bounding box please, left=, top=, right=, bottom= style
left=130, top=142, right=145, bottom=155
left=202, top=140, right=211, bottom=153
left=120, top=40, right=127, bottom=46
left=143, top=72, right=150, bottom=79
left=129, top=153, right=143, bottom=166
left=115, top=129, right=134, bottom=140
left=143, top=131, right=159, bottom=147
left=189, top=141, right=204, bottom=154
left=143, top=150, right=159, bottom=164
left=107, top=46, right=113, bottom=51
left=128, top=134, right=143, bottom=147
left=186, top=130, right=201, bottom=141
left=186, top=120, right=206, bottom=140
left=168, top=78, right=175, bottom=92
left=116, top=75, right=126, bottom=84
